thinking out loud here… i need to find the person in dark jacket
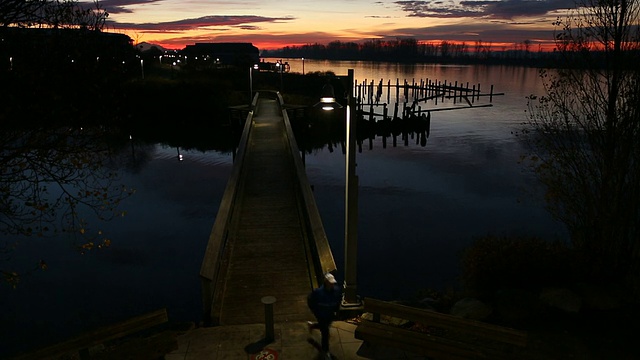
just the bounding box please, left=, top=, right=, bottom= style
left=307, top=272, right=342, bottom=359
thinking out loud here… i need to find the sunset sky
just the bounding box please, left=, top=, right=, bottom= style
left=92, top=0, right=577, bottom=51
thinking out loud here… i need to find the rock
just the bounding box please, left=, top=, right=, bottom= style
left=450, top=298, right=492, bottom=320
left=493, top=288, right=541, bottom=323
left=360, top=312, right=374, bottom=321
left=360, top=312, right=411, bottom=326
left=574, top=283, right=622, bottom=311
left=539, top=287, right=582, bottom=313
left=418, top=297, right=438, bottom=310
left=381, top=315, right=411, bottom=327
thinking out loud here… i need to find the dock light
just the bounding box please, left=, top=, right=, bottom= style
left=315, top=83, right=343, bottom=111
left=249, top=64, right=259, bottom=104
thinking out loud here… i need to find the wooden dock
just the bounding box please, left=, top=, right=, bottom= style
left=200, top=91, right=336, bottom=326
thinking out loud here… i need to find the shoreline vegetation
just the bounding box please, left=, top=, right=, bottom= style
left=260, top=38, right=640, bottom=70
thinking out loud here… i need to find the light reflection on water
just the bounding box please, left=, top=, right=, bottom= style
left=154, top=144, right=234, bottom=166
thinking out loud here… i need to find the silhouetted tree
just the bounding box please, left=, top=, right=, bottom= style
left=524, top=0, right=640, bottom=285
left=440, top=40, right=452, bottom=58
left=0, top=0, right=46, bottom=26
left=1, top=126, right=134, bottom=287
left=0, top=0, right=107, bottom=30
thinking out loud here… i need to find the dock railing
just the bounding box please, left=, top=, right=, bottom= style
left=276, top=92, right=337, bottom=287
left=199, top=93, right=258, bottom=324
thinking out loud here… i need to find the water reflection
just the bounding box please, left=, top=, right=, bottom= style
left=0, top=123, right=239, bottom=357
left=0, top=63, right=565, bottom=358
left=294, top=109, right=433, bottom=156
left=0, top=126, right=136, bottom=267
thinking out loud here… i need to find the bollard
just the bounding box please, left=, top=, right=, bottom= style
left=261, top=296, right=276, bottom=342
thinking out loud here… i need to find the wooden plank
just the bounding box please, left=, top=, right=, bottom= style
left=13, top=309, right=169, bottom=360
left=215, top=94, right=317, bottom=325
left=364, top=298, right=527, bottom=347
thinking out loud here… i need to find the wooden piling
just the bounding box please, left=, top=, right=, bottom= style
left=472, top=84, right=476, bottom=104
left=369, top=103, right=374, bottom=122
left=411, top=78, right=418, bottom=100
left=387, top=79, right=391, bottom=103
left=454, top=81, right=458, bottom=104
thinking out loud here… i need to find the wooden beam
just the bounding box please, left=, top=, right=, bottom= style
left=363, top=298, right=527, bottom=347
left=13, top=309, right=170, bottom=360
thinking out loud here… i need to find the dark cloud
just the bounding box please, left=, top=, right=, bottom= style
left=372, top=21, right=556, bottom=44
left=460, top=0, right=575, bottom=19
left=237, top=25, right=261, bottom=30
left=395, top=0, right=575, bottom=20
left=81, top=0, right=164, bottom=14
left=156, top=31, right=340, bottom=49
left=395, top=0, right=483, bottom=18
left=110, top=14, right=294, bottom=31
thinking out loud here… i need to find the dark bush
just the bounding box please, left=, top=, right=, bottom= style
left=460, top=235, right=577, bottom=299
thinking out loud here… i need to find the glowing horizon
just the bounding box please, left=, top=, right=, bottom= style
left=91, top=0, right=575, bottom=51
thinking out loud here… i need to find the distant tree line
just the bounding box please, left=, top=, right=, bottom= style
left=262, top=38, right=565, bottom=67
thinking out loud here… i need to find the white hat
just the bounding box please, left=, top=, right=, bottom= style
left=324, top=273, right=337, bottom=284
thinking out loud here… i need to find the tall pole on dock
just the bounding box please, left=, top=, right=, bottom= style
left=343, top=68, right=361, bottom=308
left=249, top=65, right=253, bottom=105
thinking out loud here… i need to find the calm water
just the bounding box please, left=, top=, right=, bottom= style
left=277, top=58, right=566, bottom=297
left=0, top=61, right=566, bottom=356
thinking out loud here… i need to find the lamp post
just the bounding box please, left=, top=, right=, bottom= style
left=302, top=57, right=305, bottom=75
left=249, top=66, right=252, bottom=103
left=316, top=69, right=361, bottom=308
left=342, top=69, right=361, bottom=307
left=249, top=63, right=259, bottom=105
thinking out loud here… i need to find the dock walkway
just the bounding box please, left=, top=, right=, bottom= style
left=203, top=91, right=332, bottom=326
